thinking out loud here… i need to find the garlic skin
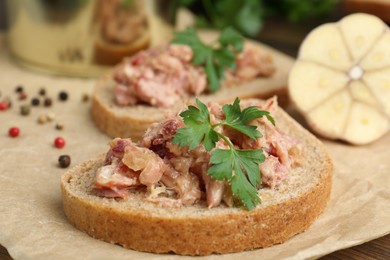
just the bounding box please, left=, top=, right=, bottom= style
left=289, top=13, right=390, bottom=145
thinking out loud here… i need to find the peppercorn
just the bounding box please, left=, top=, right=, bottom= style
left=58, top=155, right=71, bottom=168
left=0, top=101, right=8, bottom=111
left=55, top=122, right=64, bottom=130
left=19, top=92, right=27, bottom=100
left=44, top=98, right=52, bottom=107
left=15, top=86, right=23, bottom=93
left=82, top=93, right=89, bottom=102
left=39, top=88, right=46, bottom=96
left=20, top=105, right=31, bottom=116
left=8, top=127, right=20, bottom=138
left=31, top=97, right=40, bottom=106
left=54, top=137, right=66, bottom=148
left=58, top=91, right=68, bottom=101
left=37, top=115, right=47, bottom=124
left=46, top=112, right=55, bottom=122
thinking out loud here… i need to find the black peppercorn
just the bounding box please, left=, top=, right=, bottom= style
left=58, top=155, right=71, bottom=168
left=31, top=97, right=40, bottom=106
left=44, top=98, right=52, bottom=107
left=39, top=88, right=46, bottom=96
left=58, top=91, right=68, bottom=101
left=15, top=86, right=23, bottom=93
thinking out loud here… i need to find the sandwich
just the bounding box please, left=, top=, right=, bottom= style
left=91, top=27, right=294, bottom=141
left=62, top=97, right=332, bottom=255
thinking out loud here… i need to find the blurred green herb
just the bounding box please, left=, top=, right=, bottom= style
left=172, top=0, right=339, bottom=36
left=171, top=27, right=243, bottom=93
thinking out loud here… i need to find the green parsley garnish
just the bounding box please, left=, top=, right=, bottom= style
left=171, top=27, right=244, bottom=93
left=172, top=98, right=275, bottom=210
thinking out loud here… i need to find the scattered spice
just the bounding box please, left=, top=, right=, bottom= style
left=19, top=92, right=27, bottom=100
left=31, top=97, right=40, bottom=106
left=58, top=91, right=68, bottom=101
left=8, top=127, right=20, bottom=138
left=39, top=88, right=46, bottom=96
left=20, top=105, right=31, bottom=116
left=15, top=86, right=23, bottom=93
left=54, top=136, right=66, bottom=148
left=58, top=155, right=71, bottom=168
left=82, top=93, right=89, bottom=102
left=55, top=122, right=64, bottom=130
left=0, top=101, right=8, bottom=111
left=37, top=115, right=48, bottom=124
left=44, top=98, right=52, bottom=107
left=46, top=112, right=55, bottom=122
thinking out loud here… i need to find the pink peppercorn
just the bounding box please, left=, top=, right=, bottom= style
left=54, top=137, right=66, bottom=148
left=8, top=127, right=20, bottom=137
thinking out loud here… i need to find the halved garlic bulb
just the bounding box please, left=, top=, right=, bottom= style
left=289, top=13, right=390, bottom=145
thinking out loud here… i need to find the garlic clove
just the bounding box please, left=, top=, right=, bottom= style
left=289, top=61, right=349, bottom=112
left=363, top=68, right=390, bottom=116
left=306, top=90, right=352, bottom=139
left=298, top=24, right=352, bottom=71
left=344, top=103, right=389, bottom=145
left=349, top=80, right=378, bottom=107
left=339, top=13, right=386, bottom=61
left=360, top=33, right=390, bottom=70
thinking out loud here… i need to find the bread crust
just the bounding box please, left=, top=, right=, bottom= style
left=90, top=39, right=293, bottom=140
left=63, top=106, right=333, bottom=255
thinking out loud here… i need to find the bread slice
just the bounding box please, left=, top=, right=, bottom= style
left=91, top=37, right=293, bottom=140
left=62, top=104, right=333, bottom=256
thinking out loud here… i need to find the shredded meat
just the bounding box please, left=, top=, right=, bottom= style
left=93, top=98, right=301, bottom=208
left=113, top=43, right=275, bottom=107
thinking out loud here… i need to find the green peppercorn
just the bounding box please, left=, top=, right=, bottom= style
left=44, top=98, right=52, bottom=107
left=58, top=155, right=71, bottom=168
left=20, top=105, right=31, bottom=116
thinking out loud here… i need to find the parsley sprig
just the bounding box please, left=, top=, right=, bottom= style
left=172, top=98, right=275, bottom=210
left=171, top=27, right=244, bottom=93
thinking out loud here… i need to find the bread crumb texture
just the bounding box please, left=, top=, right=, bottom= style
left=62, top=106, right=332, bottom=255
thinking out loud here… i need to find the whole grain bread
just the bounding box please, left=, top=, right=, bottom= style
left=91, top=35, right=293, bottom=140
left=62, top=104, right=333, bottom=256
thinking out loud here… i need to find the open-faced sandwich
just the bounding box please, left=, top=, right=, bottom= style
left=91, top=28, right=294, bottom=140
left=62, top=97, right=332, bottom=256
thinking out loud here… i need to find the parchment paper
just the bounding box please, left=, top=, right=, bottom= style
left=0, top=31, right=389, bottom=260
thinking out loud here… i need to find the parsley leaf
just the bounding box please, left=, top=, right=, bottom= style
left=221, top=98, right=273, bottom=139
left=172, top=98, right=219, bottom=151
left=171, top=27, right=243, bottom=93
left=208, top=148, right=265, bottom=210
left=172, top=98, right=275, bottom=210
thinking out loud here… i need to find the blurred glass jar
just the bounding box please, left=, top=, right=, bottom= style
left=6, top=0, right=173, bottom=77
